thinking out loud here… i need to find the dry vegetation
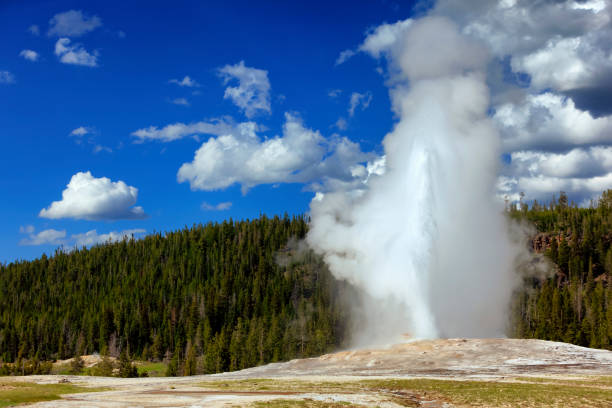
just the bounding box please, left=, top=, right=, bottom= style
left=1, top=374, right=610, bottom=407
left=195, top=376, right=612, bottom=407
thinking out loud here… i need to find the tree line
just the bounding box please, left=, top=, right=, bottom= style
left=1, top=192, right=610, bottom=377
left=509, top=190, right=612, bottom=349
left=0, top=214, right=351, bottom=375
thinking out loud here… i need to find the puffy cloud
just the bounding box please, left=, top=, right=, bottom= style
left=500, top=173, right=612, bottom=206
left=169, top=75, right=199, bottom=87
left=47, top=10, right=102, bottom=37
left=328, top=89, right=342, bottom=98
left=201, top=201, right=232, bottom=211
left=39, top=171, right=147, bottom=221
left=359, top=18, right=413, bottom=58
left=359, top=17, right=489, bottom=82
left=19, top=225, right=35, bottom=234
left=28, top=25, right=40, bottom=36
left=170, top=97, right=190, bottom=106
left=218, top=61, right=271, bottom=118
left=18, top=226, right=145, bottom=248
left=348, top=92, right=372, bottom=116
left=19, top=227, right=66, bottom=246
left=19, top=49, right=39, bottom=62
left=434, top=0, right=612, bottom=115
left=55, top=38, right=98, bottom=67
left=335, top=49, right=356, bottom=65
left=508, top=146, right=612, bottom=179
left=335, top=117, right=348, bottom=130
left=68, top=126, right=111, bottom=153
left=494, top=92, right=612, bottom=152
left=93, top=145, right=112, bottom=154
left=409, top=0, right=612, bottom=203
left=70, top=126, right=90, bottom=136
left=177, top=114, right=373, bottom=194
left=131, top=118, right=235, bottom=143
left=0, top=71, right=15, bottom=84
left=72, top=229, right=145, bottom=247
left=500, top=146, right=612, bottom=205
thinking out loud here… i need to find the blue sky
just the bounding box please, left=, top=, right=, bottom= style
left=2, top=0, right=612, bottom=264
left=0, top=1, right=418, bottom=263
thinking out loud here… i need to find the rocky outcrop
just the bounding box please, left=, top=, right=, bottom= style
left=531, top=232, right=571, bottom=253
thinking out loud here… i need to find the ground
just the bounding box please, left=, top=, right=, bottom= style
left=1, top=339, right=611, bottom=407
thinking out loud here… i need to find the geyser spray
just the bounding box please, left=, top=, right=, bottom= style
left=307, top=17, right=520, bottom=344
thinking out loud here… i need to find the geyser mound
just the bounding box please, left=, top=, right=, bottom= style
left=307, top=17, right=521, bottom=343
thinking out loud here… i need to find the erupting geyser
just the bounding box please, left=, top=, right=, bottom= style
left=307, top=17, right=520, bottom=343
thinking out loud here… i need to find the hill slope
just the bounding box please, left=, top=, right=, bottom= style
left=510, top=190, right=612, bottom=349
left=1, top=190, right=611, bottom=377
left=0, top=215, right=350, bottom=374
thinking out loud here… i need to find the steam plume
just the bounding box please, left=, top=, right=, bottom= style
left=307, top=17, right=520, bottom=342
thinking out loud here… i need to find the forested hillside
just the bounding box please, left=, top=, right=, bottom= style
left=510, top=190, right=612, bottom=349
left=0, top=215, right=351, bottom=375
left=1, top=192, right=611, bottom=377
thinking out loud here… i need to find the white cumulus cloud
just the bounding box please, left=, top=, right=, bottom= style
left=93, top=145, right=112, bottom=154
left=201, top=201, right=232, bottom=211
left=435, top=0, right=612, bottom=115
left=39, top=171, right=147, bottom=221
left=328, top=89, right=342, bottom=98
left=18, top=226, right=145, bottom=248
left=170, top=97, right=190, bottom=106
left=19, top=49, right=39, bottom=62
left=169, top=75, right=199, bottom=87
left=501, top=146, right=612, bottom=204
left=495, top=92, right=612, bottom=152
left=55, top=38, right=98, bottom=67
left=132, top=118, right=235, bottom=143
left=0, top=71, right=15, bottom=84
left=177, top=113, right=373, bottom=194
left=335, top=117, right=348, bottom=130
left=72, top=229, right=145, bottom=247
left=70, top=126, right=90, bottom=136
left=335, top=49, right=356, bottom=65
left=19, top=227, right=66, bottom=246
left=219, top=61, right=271, bottom=118
left=417, top=0, right=612, bottom=204
left=348, top=92, right=372, bottom=116
left=48, top=10, right=102, bottom=37
left=359, top=18, right=413, bottom=58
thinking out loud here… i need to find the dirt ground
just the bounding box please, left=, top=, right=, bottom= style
left=6, top=338, right=612, bottom=407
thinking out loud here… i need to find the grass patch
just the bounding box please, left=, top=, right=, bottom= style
left=198, top=379, right=354, bottom=393
left=197, top=377, right=612, bottom=407
left=514, top=375, right=612, bottom=387
left=135, top=361, right=167, bottom=377
left=365, top=378, right=612, bottom=407
left=50, top=363, right=72, bottom=375
left=0, top=381, right=104, bottom=407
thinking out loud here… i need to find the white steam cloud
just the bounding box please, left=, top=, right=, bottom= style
left=307, top=17, right=519, bottom=342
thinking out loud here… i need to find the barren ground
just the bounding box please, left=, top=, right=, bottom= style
left=4, top=338, right=612, bottom=407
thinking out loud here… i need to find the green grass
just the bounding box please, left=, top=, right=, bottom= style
left=198, top=379, right=354, bottom=393
left=135, top=361, right=167, bottom=377
left=513, top=375, right=612, bottom=387
left=365, top=378, right=612, bottom=407
left=0, top=381, right=105, bottom=407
